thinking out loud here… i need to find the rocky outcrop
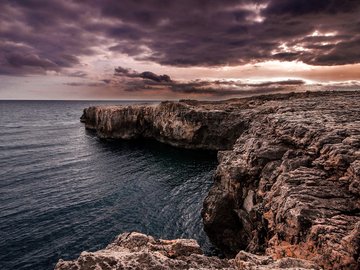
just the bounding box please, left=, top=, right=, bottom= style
left=202, top=91, right=360, bottom=269
left=234, top=251, right=321, bottom=270
left=55, top=232, right=234, bottom=270
left=55, top=232, right=320, bottom=270
left=77, top=91, right=359, bottom=269
left=80, top=101, right=249, bottom=150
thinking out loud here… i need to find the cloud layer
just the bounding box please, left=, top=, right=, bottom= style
left=1, top=0, right=360, bottom=76
left=110, top=66, right=313, bottom=96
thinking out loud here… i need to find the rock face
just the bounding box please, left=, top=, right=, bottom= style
left=201, top=91, right=360, bottom=270
left=55, top=232, right=320, bottom=270
left=80, top=101, right=249, bottom=150
left=77, top=91, right=359, bottom=270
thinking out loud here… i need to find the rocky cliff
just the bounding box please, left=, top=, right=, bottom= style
left=64, top=91, right=359, bottom=269
left=80, top=101, right=249, bottom=150
left=201, top=91, right=360, bottom=270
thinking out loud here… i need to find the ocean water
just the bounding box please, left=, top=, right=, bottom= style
left=0, top=100, right=218, bottom=270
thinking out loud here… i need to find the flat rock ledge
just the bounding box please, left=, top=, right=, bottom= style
left=55, top=232, right=320, bottom=270
left=74, top=91, right=359, bottom=270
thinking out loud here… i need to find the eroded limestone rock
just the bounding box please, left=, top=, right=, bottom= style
left=55, top=232, right=320, bottom=270
left=202, top=92, right=360, bottom=269
left=80, top=101, right=249, bottom=150
left=55, top=232, right=235, bottom=270
left=79, top=91, right=360, bottom=269
left=234, top=251, right=321, bottom=270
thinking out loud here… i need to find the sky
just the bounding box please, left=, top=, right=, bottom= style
left=1, top=0, right=360, bottom=100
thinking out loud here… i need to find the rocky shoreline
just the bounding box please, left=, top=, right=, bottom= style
left=57, top=91, right=359, bottom=269
left=55, top=232, right=321, bottom=270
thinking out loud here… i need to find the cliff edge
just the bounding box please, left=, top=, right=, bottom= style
left=63, top=91, right=359, bottom=269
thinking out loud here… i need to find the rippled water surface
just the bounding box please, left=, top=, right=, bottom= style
left=0, top=100, right=218, bottom=270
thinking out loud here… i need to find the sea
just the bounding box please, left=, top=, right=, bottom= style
left=0, top=100, right=218, bottom=270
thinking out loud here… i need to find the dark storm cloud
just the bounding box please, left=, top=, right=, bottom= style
left=111, top=66, right=306, bottom=96
left=0, top=0, right=97, bottom=75
left=264, top=0, right=360, bottom=15
left=96, top=0, right=360, bottom=66
left=1, top=0, right=360, bottom=76
left=115, top=67, right=172, bottom=83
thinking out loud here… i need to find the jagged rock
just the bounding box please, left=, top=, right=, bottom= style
left=202, top=91, right=360, bottom=269
left=79, top=91, right=360, bottom=270
left=80, top=101, right=249, bottom=150
left=55, top=232, right=320, bottom=270
left=55, top=232, right=235, bottom=270
left=234, top=251, right=321, bottom=270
